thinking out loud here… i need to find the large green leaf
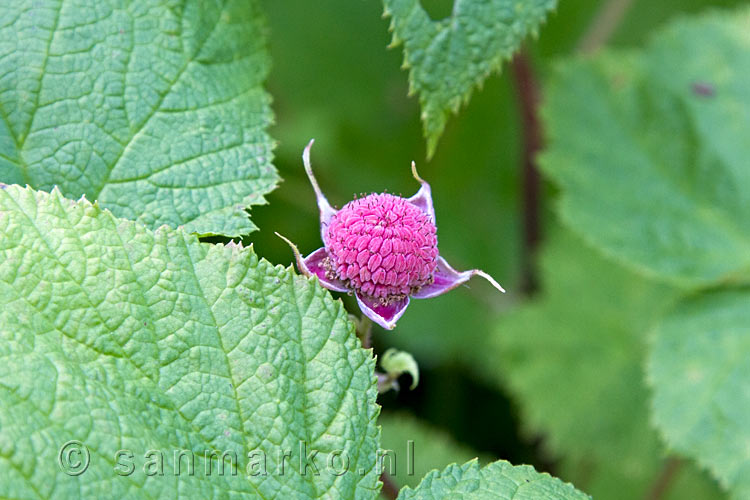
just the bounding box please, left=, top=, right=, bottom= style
left=494, top=226, right=722, bottom=499
left=0, top=0, right=278, bottom=237
left=0, top=184, right=379, bottom=498
left=396, top=459, right=590, bottom=500
left=382, top=0, right=556, bottom=156
left=540, top=7, right=750, bottom=286
left=649, top=288, right=750, bottom=499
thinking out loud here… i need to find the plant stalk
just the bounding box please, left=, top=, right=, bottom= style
left=357, top=316, right=373, bottom=349
left=511, top=49, right=543, bottom=296
left=380, top=470, right=400, bottom=499
left=645, top=457, right=682, bottom=500
left=578, top=0, right=636, bottom=53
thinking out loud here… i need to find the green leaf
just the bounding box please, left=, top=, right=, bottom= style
left=383, top=0, right=556, bottom=156
left=0, top=0, right=278, bottom=237
left=396, top=459, right=590, bottom=500
left=494, top=225, right=722, bottom=499
left=0, top=185, right=379, bottom=498
left=378, top=413, right=489, bottom=491
left=649, top=288, right=750, bottom=499
left=540, top=7, right=750, bottom=285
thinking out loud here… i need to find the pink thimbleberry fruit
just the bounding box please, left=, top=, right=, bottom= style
left=324, top=193, right=439, bottom=301
left=278, top=140, right=505, bottom=330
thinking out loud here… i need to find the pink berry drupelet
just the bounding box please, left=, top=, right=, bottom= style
left=279, top=140, right=504, bottom=330
left=325, top=193, right=439, bottom=302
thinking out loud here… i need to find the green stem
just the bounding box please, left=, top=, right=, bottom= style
left=577, top=0, right=635, bottom=53
left=357, top=316, right=373, bottom=349
left=355, top=317, right=397, bottom=497
left=377, top=372, right=398, bottom=394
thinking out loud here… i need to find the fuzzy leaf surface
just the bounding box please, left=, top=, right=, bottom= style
left=383, top=0, right=555, bottom=155
left=0, top=185, right=379, bottom=499
left=0, top=0, right=278, bottom=236
left=396, top=459, right=590, bottom=500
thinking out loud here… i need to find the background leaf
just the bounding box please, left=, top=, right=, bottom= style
left=382, top=0, right=556, bottom=155
left=0, top=185, right=379, bottom=499
left=0, top=0, right=278, bottom=236
left=493, top=225, right=722, bottom=499
left=649, top=288, right=750, bottom=499
left=540, top=7, right=750, bottom=286
left=397, top=459, right=590, bottom=500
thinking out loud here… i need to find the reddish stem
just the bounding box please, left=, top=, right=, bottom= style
left=380, top=471, right=400, bottom=499
left=645, top=457, right=682, bottom=500
left=511, top=50, right=543, bottom=295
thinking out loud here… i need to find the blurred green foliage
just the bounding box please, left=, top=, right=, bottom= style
left=379, top=412, right=492, bottom=490
left=541, top=8, right=750, bottom=286
left=537, top=7, right=750, bottom=499
left=650, top=288, right=750, bottom=499
left=494, top=224, right=722, bottom=499
left=248, top=1, right=748, bottom=499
